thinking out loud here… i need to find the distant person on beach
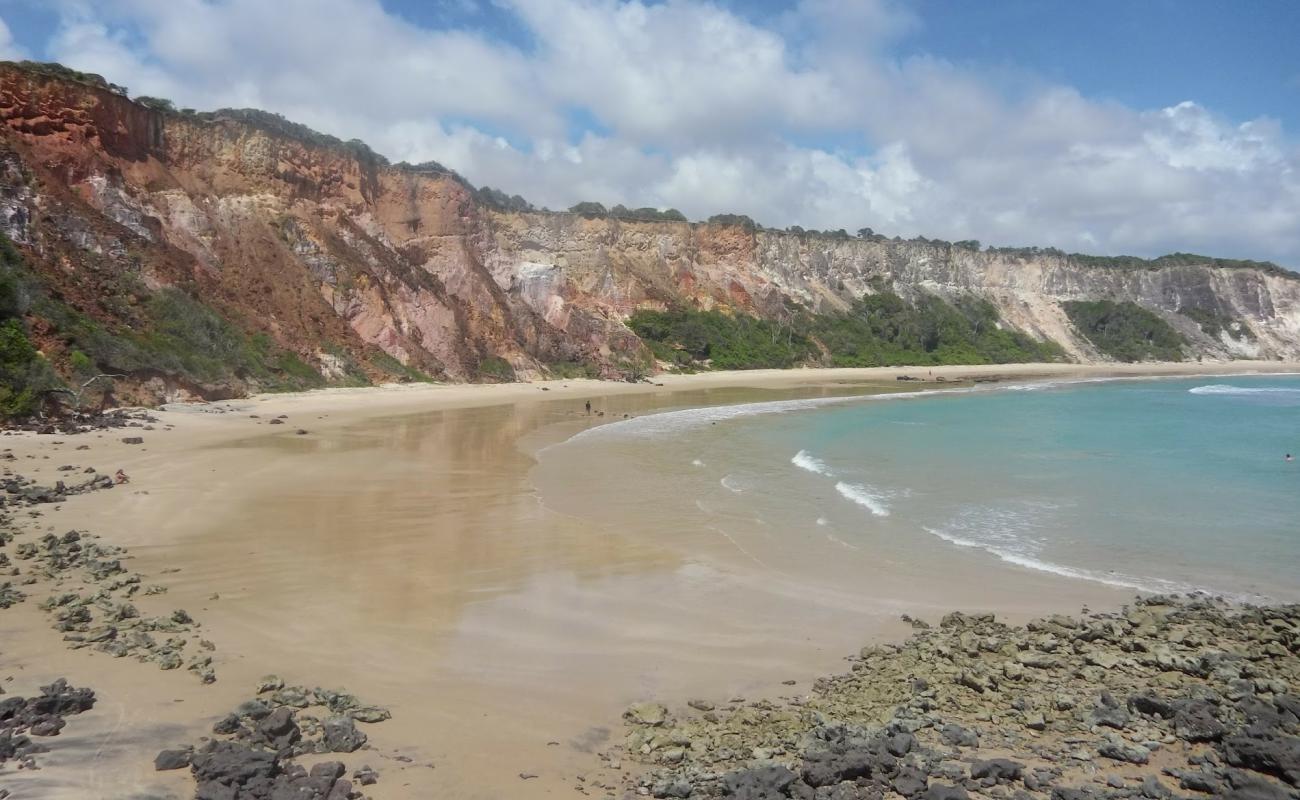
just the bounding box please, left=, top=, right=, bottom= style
left=585, top=400, right=591, bottom=415
left=114, top=469, right=130, bottom=484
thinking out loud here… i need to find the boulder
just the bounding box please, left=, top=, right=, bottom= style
left=154, top=748, right=192, bottom=771
left=971, top=759, right=1024, bottom=781
left=321, top=716, right=366, bottom=753
left=625, top=702, right=670, bottom=727
left=721, top=765, right=795, bottom=799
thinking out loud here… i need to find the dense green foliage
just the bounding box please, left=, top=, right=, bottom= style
left=0, top=319, right=51, bottom=417
left=609, top=205, right=688, bottom=222
left=478, top=356, right=516, bottom=382
left=1179, top=307, right=1256, bottom=341
left=563, top=202, right=687, bottom=222
left=0, top=236, right=59, bottom=416
left=34, top=288, right=328, bottom=391
left=134, top=95, right=177, bottom=112
left=987, top=245, right=1292, bottom=278
left=475, top=186, right=535, bottom=212
left=369, top=351, right=434, bottom=383
left=804, top=293, right=1065, bottom=367
left=707, top=214, right=759, bottom=230
left=630, top=291, right=1064, bottom=371
left=1062, top=300, right=1186, bottom=362
left=628, top=309, right=816, bottom=370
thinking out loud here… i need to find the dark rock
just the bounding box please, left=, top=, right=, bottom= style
left=29, top=679, right=96, bottom=715
left=653, top=778, right=694, bottom=798
left=122, top=437, right=144, bottom=444
left=1128, top=693, right=1175, bottom=719
left=885, top=732, right=916, bottom=757
left=154, top=748, right=192, bottom=770
left=1098, top=739, right=1150, bottom=764
left=802, top=745, right=889, bottom=788
left=1172, top=699, right=1226, bottom=742
left=190, top=740, right=278, bottom=787
left=891, top=765, right=928, bottom=797
left=255, top=707, right=300, bottom=750
left=723, top=765, right=796, bottom=798
left=351, top=765, right=378, bottom=786
left=971, top=759, right=1024, bottom=781
left=28, top=716, right=65, bottom=736
left=1090, top=704, right=1132, bottom=730
left=940, top=724, right=979, bottom=748
left=310, top=761, right=345, bottom=782
left=1221, top=732, right=1300, bottom=786
left=922, top=786, right=970, bottom=800
left=321, top=716, right=366, bottom=753
left=1221, top=769, right=1295, bottom=800
left=212, top=714, right=241, bottom=735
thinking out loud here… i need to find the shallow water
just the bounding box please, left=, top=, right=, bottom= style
left=540, top=374, right=1300, bottom=604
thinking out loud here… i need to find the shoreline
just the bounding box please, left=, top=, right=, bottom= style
left=0, top=360, right=1297, bottom=798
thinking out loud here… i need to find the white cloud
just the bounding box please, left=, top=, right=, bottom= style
left=16, top=0, right=1300, bottom=266
left=0, top=15, right=30, bottom=60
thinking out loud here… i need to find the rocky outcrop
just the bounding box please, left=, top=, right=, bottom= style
left=620, top=597, right=1300, bottom=800
left=2, top=62, right=1298, bottom=403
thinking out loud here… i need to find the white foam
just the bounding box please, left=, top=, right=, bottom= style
left=1188, top=384, right=1300, bottom=396
left=691, top=459, right=704, bottom=467
left=815, top=517, right=829, bottom=526
left=923, top=523, right=1202, bottom=594
left=792, top=449, right=833, bottom=476
left=720, top=474, right=746, bottom=494
left=835, top=482, right=891, bottom=517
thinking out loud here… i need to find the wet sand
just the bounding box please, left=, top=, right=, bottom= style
left=1, top=361, right=1296, bottom=799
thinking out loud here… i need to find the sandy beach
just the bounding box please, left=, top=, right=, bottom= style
left=2, top=360, right=1298, bottom=800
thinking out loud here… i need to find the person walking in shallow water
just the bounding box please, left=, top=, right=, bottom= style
left=585, top=400, right=591, bottom=415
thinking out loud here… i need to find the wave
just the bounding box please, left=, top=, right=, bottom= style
left=791, top=449, right=833, bottom=476
left=720, top=474, right=746, bottom=494
left=923, top=524, right=1201, bottom=595
left=1189, top=384, right=1300, bottom=396
left=835, top=482, right=891, bottom=517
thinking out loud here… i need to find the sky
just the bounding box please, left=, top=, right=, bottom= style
left=1, top=0, right=1298, bottom=266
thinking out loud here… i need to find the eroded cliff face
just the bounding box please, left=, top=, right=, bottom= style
left=2, top=64, right=1298, bottom=402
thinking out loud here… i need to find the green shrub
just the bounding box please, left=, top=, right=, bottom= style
left=628, top=308, right=816, bottom=370
left=569, top=202, right=608, bottom=218
left=804, top=291, right=1064, bottom=367
left=547, top=360, right=599, bottom=379
left=1062, top=300, right=1185, bottom=362
left=0, top=319, right=53, bottom=416
left=478, top=356, right=516, bottom=382
left=369, top=350, right=433, bottom=383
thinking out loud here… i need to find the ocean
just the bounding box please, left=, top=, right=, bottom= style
left=542, top=374, right=1300, bottom=603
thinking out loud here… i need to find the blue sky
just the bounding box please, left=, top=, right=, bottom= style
left=1, top=0, right=1298, bottom=265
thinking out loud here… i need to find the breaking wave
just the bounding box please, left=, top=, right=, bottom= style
left=791, top=450, right=833, bottom=476
left=1189, top=384, right=1300, bottom=396
left=835, top=482, right=891, bottom=517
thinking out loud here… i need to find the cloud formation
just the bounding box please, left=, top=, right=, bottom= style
left=11, top=0, right=1300, bottom=265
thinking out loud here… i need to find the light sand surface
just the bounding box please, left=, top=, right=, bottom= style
left=1, top=360, right=1296, bottom=799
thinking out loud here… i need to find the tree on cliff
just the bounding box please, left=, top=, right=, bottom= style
left=569, top=202, right=608, bottom=218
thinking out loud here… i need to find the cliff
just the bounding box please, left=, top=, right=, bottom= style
left=2, top=61, right=1298, bottom=404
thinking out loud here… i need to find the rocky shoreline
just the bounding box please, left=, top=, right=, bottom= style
left=617, top=599, right=1300, bottom=799
left=0, top=447, right=394, bottom=800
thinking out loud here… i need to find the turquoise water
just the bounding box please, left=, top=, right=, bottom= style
left=559, top=374, right=1300, bottom=602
